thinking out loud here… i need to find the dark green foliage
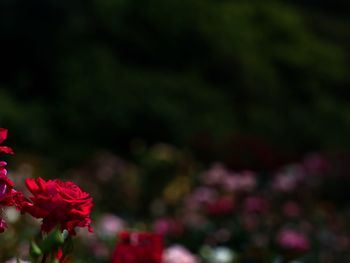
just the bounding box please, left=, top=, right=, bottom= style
left=0, top=0, right=349, bottom=165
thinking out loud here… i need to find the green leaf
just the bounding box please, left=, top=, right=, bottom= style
left=30, top=240, right=43, bottom=259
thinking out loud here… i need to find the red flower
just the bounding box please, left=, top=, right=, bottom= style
left=0, top=128, right=16, bottom=233
left=0, top=167, right=18, bottom=233
left=111, top=232, right=163, bottom=263
left=0, top=128, right=14, bottom=154
left=0, top=161, right=7, bottom=176
left=18, top=177, right=93, bottom=235
left=56, top=249, right=70, bottom=263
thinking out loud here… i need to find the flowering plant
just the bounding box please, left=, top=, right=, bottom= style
left=2, top=130, right=350, bottom=263
left=0, top=128, right=93, bottom=263
left=18, top=177, right=93, bottom=235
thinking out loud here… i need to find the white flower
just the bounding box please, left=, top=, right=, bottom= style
left=209, top=247, right=235, bottom=263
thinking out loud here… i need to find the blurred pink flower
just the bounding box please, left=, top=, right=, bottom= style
left=185, top=187, right=217, bottom=211
left=272, top=174, right=297, bottom=192
left=201, top=163, right=231, bottom=185
left=221, top=175, right=241, bottom=192
left=277, top=229, right=310, bottom=252
left=97, top=214, right=125, bottom=238
left=273, top=164, right=307, bottom=192
left=153, top=217, right=183, bottom=237
left=239, top=171, right=257, bottom=191
left=221, top=171, right=257, bottom=192
left=163, top=245, right=199, bottom=263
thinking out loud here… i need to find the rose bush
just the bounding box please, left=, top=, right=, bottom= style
left=0, top=128, right=95, bottom=262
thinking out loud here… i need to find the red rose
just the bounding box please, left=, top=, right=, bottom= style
left=0, top=128, right=16, bottom=233
left=0, top=166, right=17, bottom=232
left=0, top=128, right=14, bottom=154
left=0, top=170, right=15, bottom=206
left=18, top=177, right=93, bottom=235
left=111, top=232, right=163, bottom=263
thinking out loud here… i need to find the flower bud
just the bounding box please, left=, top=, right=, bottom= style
left=29, top=240, right=42, bottom=259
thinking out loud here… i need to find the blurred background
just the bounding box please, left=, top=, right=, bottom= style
left=0, top=0, right=349, bottom=262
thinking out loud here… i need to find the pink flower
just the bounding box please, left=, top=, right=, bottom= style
left=238, top=171, right=257, bottom=191
left=163, top=245, right=199, bottom=263
left=153, top=218, right=183, bottom=237
left=277, top=229, right=310, bottom=252
left=272, top=174, right=297, bottom=192
left=201, top=163, right=231, bottom=185
left=221, top=175, right=241, bottom=192
left=185, top=187, right=217, bottom=210
left=97, top=214, right=125, bottom=238
left=222, top=171, right=257, bottom=192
